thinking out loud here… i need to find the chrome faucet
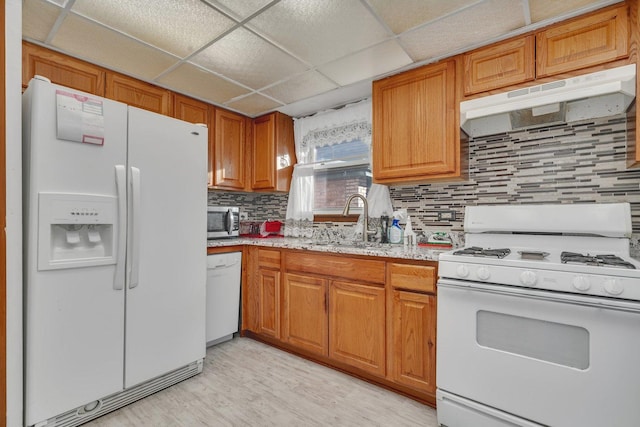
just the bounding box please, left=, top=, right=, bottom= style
left=342, top=193, right=376, bottom=242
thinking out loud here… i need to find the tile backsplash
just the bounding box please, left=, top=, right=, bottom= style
left=210, top=113, right=640, bottom=239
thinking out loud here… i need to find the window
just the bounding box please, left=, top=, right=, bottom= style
left=312, top=139, right=372, bottom=215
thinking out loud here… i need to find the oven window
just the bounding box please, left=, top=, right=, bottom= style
left=476, top=311, right=590, bottom=369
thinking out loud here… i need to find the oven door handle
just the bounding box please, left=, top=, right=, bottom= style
left=437, top=278, right=640, bottom=313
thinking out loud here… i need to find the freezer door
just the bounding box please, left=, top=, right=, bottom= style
left=23, top=78, right=128, bottom=425
left=125, top=107, right=207, bottom=388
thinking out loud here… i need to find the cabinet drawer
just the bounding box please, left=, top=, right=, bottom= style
left=257, top=248, right=281, bottom=269
left=388, top=263, right=436, bottom=293
left=285, top=252, right=385, bottom=285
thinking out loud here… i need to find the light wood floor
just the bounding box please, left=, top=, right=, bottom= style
left=86, top=337, right=438, bottom=426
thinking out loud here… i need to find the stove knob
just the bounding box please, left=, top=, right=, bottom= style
left=572, top=276, right=591, bottom=292
left=603, top=279, right=623, bottom=296
left=477, top=267, right=491, bottom=281
left=456, top=265, right=469, bottom=278
left=519, top=270, right=537, bottom=286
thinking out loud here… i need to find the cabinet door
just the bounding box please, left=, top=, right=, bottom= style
left=536, top=5, right=629, bottom=78
left=329, top=281, right=385, bottom=376
left=252, top=114, right=276, bottom=190
left=22, top=42, right=105, bottom=95
left=106, top=73, right=172, bottom=115
left=252, top=112, right=296, bottom=192
left=372, top=59, right=460, bottom=183
left=283, top=273, right=328, bottom=356
left=390, top=290, right=436, bottom=394
left=213, top=109, right=247, bottom=190
left=258, top=268, right=281, bottom=339
left=464, top=36, right=535, bottom=95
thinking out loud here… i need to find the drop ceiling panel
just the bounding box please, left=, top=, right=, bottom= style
left=191, top=27, right=307, bottom=90
left=368, top=0, right=481, bottom=34
left=262, top=70, right=337, bottom=104
left=247, top=0, right=390, bottom=65
left=226, top=93, right=282, bottom=116
left=318, top=40, right=413, bottom=86
left=71, top=0, right=236, bottom=58
left=23, top=0, right=62, bottom=42
left=157, top=63, right=250, bottom=105
left=529, top=0, right=610, bottom=23
left=208, top=0, right=276, bottom=20
left=400, top=0, right=527, bottom=61
left=51, top=14, right=179, bottom=81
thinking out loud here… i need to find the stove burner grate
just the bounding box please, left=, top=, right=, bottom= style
left=453, top=246, right=511, bottom=259
left=560, top=252, right=636, bottom=269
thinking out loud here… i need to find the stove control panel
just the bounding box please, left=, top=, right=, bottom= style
left=572, top=276, right=591, bottom=292
left=438, top=260, right=639, bottom=301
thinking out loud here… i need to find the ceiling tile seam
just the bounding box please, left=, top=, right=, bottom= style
left=223, top=90, right=286, bottom=110
left=201, top=0, right=282, bottom=25
left=172, top=60, right=264, bottom=95
left=394, top=0, right=486, bottom=39
left=62, top=10, right=185, bottom=63
left=43, top=0, right=77, bottom=45
left=169, top=0, right=286, bottom=67
left=359, top=0, right=398, bottom=37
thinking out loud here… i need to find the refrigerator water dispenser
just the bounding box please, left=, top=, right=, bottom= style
left=38, top=192, right=118, bottom=270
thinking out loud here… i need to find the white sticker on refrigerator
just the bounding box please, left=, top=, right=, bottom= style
left=56, top=90, right=105, bottom=145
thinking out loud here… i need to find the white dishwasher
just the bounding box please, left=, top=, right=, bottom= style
left=206, top=251, right=242, bottom=346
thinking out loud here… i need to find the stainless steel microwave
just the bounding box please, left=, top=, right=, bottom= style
left=207, top=206, right=239, bottom=239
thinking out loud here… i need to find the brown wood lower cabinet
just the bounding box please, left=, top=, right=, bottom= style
left=282, top=273, right=328, bottom=356
left=389, top=290, right=436, bottom=394
left=329, top=281, right=386, bottom=377
left=243, top=248, right=438, bottom=406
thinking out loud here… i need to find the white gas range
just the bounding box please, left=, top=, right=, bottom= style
left=436, top=203, right=640, bottom=427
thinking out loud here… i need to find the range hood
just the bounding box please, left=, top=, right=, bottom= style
left=460, top=64, right=636, bottom=137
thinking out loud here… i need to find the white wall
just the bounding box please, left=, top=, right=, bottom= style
left=6, top=0, right=22, bottom=426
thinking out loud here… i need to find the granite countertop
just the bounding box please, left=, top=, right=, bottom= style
left=207, top=237, right=448, bottom=262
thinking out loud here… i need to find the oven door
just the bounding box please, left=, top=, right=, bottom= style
left=437, top=278, right=640, bottom=427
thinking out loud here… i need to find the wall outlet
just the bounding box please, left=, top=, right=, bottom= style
left=239, top=212, right=249, bottom=220
left=438, top=210, right=456, bottom=221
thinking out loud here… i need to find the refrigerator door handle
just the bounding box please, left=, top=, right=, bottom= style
left=128, top=166, right=141, bottom=289
left=114, top=165, right=127, bottom=290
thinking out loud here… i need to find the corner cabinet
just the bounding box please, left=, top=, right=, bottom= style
left=251, top=112, right=296, bottom=192
left=372, top=58, right=461, bottom=183
left=211, top=109, right=249, bottom=191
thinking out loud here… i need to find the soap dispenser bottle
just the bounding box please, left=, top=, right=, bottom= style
left=389, top=218, right=403, bottom=244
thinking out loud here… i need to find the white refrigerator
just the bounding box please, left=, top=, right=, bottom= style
left=23, top=77, right=207, bottom=427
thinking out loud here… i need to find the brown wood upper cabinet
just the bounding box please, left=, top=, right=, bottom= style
left=536, top=4, right=629, bottom=78
left=22, top=41, right=105, bottom=95
left=464, top=35, right=535, bottom=95
left=251, top=112, right=296, bottom=192
left=372, top=58, right=461, bottom=183
left=212, top=109, right=248, bottom=190
left=106, top=73, right=172, bottom=116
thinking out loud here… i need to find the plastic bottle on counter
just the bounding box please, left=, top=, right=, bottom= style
left=404, top=215, right=416, bottom=246
left=389, top=218, right=403, bottom=244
